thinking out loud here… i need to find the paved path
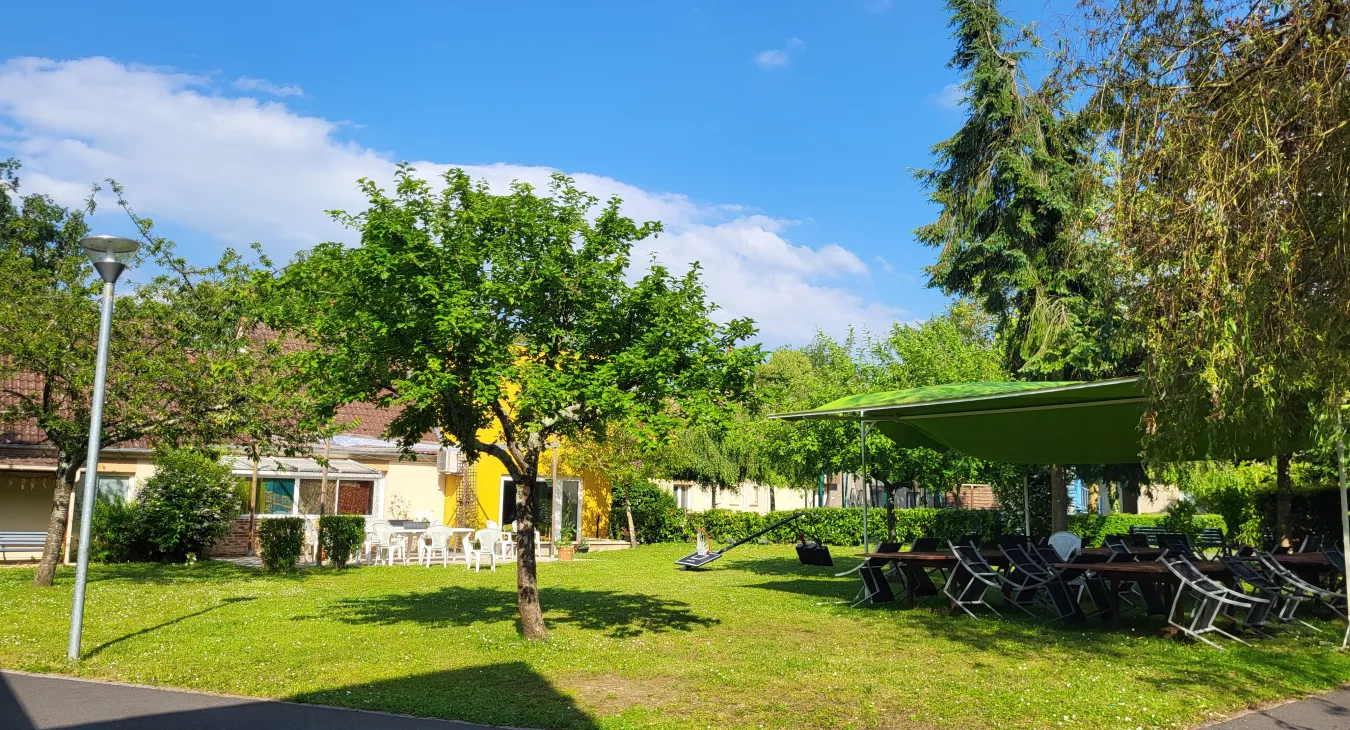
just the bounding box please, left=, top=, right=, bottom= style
left=1, top=670, right=499, bottom=730
left=1204, top=688, right=1350, bottom=729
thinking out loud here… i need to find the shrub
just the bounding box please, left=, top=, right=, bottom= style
left=611, top=481, right=686, bottom=544
left=136, top=449, right=240, bottom=562
left=90, top=496, right=150, bottom=563
left=623, top=504, right=1226, bottom=548
left=258, top=517, right=305, bottom=572
left=319, top=515, right=366, bottom=568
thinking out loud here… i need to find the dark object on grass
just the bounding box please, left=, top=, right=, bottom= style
left=675, top=511, right=808, bottom=569
left=794, top=530, right=833, bottom=567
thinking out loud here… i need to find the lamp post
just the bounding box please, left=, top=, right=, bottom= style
left=67, top=235, right=139, bottom=661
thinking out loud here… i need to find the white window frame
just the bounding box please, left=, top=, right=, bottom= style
left=243, top=471, right=384, bottom=519
left=500, top=475, right=582, bottom=534
left=674, top=484, right=692, bottom=509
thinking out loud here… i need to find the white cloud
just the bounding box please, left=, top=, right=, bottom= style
left=0, top=56, right=902, bottom=345
left=755, top=38, right=805, bottom=70
left=933, top=83, right=965, bottom=109
left=232, top=76, right=304, bottom=98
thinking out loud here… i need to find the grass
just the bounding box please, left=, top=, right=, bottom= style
left=2, top=544, right=1349, bottom=729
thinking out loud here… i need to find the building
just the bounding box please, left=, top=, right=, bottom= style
left=659, top=475, right=997, bottom=514
left=0, top=396, right=615, bottom=561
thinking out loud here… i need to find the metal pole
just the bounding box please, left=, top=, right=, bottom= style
left=1022, top=474, right=1031, bottom=536
left=551, top=442, right=561, bottom=544
left=1336, top=409, right=1350, bottom=649
left=68, top=280, right=116, bottom=661
left=860, top=420, right=868, bottom=553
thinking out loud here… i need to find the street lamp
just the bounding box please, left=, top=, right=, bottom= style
left=67, top=235, right=139, bottom=661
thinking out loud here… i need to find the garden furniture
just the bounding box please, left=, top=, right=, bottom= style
left=1298, top=535, right=1323, bottom=553
left=1195, top=528, right=1228, bottom=558
left=944, top=543, right=1004, bottom=618
left=420, top=525, right=455, bottom=567
left=369, top=522, right=407, bottom=566
left=0, top=531, right=46, bottom=562
left=1047, top=531, right=1081, bottom=561
left=839, top=542, right=901, bottom=606
left=1221, top=555, right=1312, bottom=631
left=467, top=528, right=501, bottom=572
left=1162, top=553, right=1270, bottom=648
left=1129, top=525, right=1167, bottom=547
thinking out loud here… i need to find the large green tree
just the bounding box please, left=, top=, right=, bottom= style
left=914, top=0, right=1139, bottom=528
left=273, top=167, right=759, bottom=640
left=0, top=161, right=320, bottom=586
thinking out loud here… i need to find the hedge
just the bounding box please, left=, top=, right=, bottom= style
left=319, top=514, right=366, bottom=568
left=618, top=505, right=1226, bottom=547
left=257, top=517, right=305, bottom=572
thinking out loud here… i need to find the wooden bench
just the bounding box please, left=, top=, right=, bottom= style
left=0, top=532, right=47, bottom=562
left=1193, top=527, right=1227, bottom=557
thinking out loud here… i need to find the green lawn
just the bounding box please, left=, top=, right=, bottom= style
left=2, top=545, right=1348, bottom=729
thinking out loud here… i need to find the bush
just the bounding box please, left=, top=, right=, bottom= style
left=319, top=514, right=366, bottom=568
left=90, top=496, right=150, bottom=563
left=136, top=449, right=240, bottom=562
left=258, top=517, right=305, bottom=572
left=618, top=504, right=1226, bottom=548
left=611, top=481, right=686, bottom=544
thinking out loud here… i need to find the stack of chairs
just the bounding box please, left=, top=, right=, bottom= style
left=1162, top=552, right=1272, bottom=649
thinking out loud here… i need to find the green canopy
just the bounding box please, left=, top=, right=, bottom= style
left=772, top=377, right=1298, bottom=464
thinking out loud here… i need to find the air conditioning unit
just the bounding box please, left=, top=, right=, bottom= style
left=436, top=447, right=459, bottom=474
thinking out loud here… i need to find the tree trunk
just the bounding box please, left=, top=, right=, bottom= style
left=710, top=485, right=718, bottom=509
left=514, top=456, right=549, bottom=642
left=1276, top=453, right=1293, bottom=546
left=1050, top=465, right=1068, bottom=533
left=886, top=482, right=897, bottom=543
left=624, top=489, right=637, bottom=548
left=769, top=486, right=776, bottom=512
left=247, top=458, right=259, bottom=557
left=34, top=456, right=79, bottom=587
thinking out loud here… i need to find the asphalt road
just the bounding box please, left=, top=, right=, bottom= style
left=1204, top=688, right=1350, bottom=729
left=1, top=670, right=499, bottom=730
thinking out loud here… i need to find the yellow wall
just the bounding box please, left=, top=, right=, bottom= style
left=441, top=445, right=611, bottom=540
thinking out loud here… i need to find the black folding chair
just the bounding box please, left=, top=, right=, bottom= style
left=998, top=542, right=1087, bottom=623
left=1159, top=533, right=1200, bottom=561
left=841, top=542, right=903, bottom=607
left=1221, top=555, right=1312, bottom=631
left=946, top=543, right=1004, bottom=618
left=1163, top=554, right=1270, bottom=648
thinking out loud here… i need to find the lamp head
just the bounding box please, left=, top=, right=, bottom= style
left=81, top=235, right=140, bottom=283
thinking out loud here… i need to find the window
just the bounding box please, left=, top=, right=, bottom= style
left=674, top=484, right=692, bottom=509
left=261, top=478, right=295, bottom=514
left=336, top=481, right=373, bottom=515
left=95, top=474, right=132, bottom=502
left=750, top=485, right=760, bottom=506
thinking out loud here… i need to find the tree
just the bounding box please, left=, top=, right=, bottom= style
left=1078, top=0, right=1348, bottom=535
left=0, top=161, right=318, bottom=586
left=564, top=418, right=668, bottom=547
left=914, top=0, right=1140, bottom=529
left=273, top=167, right=759, bottom=640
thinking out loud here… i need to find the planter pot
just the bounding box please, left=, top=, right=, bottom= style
left=576, top=544, right=590, bottom=554
left=556, top=545, right=576, bottom=561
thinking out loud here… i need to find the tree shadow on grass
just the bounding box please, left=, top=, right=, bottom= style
left=310, top=586, right=717, bottom=638
left=1, top=662, right=599, bottom=730
left=750, top=578, right=857, bottom=601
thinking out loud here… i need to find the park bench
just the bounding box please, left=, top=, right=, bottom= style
left=1194, top=527, right=1228, bottom=558
left=0, top=531, right=46, bottom=562
left=1128, top=525, right=1167, bottom=548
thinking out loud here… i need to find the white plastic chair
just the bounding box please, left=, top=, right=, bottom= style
left=499, top=522, right=517, bottom=560
left=420, top=525, right=454, bottom=567
left=1047, top=531, right=1083, bottom=562
left=362, top=518, right=391, bottom=564
left=370, top=522, right=407, bottom=566
left=467, top=528, right=501, bottom=572
left=486, top=520, right=500, bottom=530
left=303, top=519, right=320, bottom=563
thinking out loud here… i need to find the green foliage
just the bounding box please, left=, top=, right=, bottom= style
left=1160, top=499, right=1201, bottom=539
left=136, top=449, right=240, bottom=562
left=257, top=517, right=305, bottom=572
left=609, top=481, right=685, bottom=544
left=318, top=515, right=366, bottom=568
left=1067, top=513, right=1226, bottom=548
left=1082, top=0, right=1350, bottom=457
left=89, top=497, right=149, bottom=563
left=914, top=1, right=1135, bottom=381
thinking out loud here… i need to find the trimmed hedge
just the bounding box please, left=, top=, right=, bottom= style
left=258, top=517, right=305, bottom=572
left=620, top=505, right=1226, bottom=547
left=319, top=515, right=366, bottom=568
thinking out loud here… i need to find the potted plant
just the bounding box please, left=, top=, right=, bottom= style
left=577, top=536, right=590, bottom=554
left=556, top=528, right=577, bottom=561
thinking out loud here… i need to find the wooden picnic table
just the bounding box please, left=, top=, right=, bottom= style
left=1054, top=560, right=1232, bottom=632
left=1078, top=547, right=1165, bottom=561
left=857, top=551, right=1009, bottom=609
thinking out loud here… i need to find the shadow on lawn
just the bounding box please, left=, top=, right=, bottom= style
left=83, top=596, right=257, bottom=659
left=1, top=662, right=599, bottom=729
left=313, top=586, right=718, bottom=638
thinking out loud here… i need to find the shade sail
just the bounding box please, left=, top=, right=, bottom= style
left=772, top=377, right=1301, bottom=464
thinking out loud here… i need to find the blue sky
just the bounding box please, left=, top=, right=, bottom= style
left=0, top=0, right=1069, bottom=347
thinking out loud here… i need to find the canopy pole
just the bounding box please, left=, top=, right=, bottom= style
left=1337, top=408, right=1350, bottom=649
left=1022, top=474, right=1030, bottom=536
left=860, top=420, right=869, bottom=553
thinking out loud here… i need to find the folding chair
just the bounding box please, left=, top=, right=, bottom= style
left=945, top=543, right=1004, bottom=618
left=899, top=538, right=944, bottom=603
left=1298, top=535, right=1324, bottom=554
left=1256, top=551, right=1346, bottom=612
left=1221, top=555, right=1313, bottom=631
left=1163, top=554, right=1270, bottom=648
left=1159, top=533, right=1200, bottom=561
left=839, top=542, right=902, bottom=606
left=999, top=541, right=1087, bottom=623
